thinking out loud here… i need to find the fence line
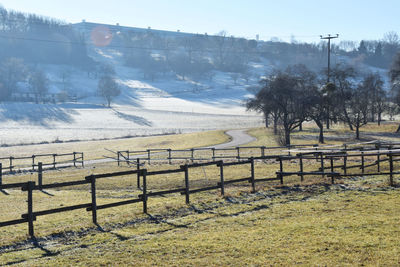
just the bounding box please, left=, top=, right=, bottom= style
left=0, top=152, right=84, bottom=173
left=116, top=141, right=400, bottom=166
left=1, top=149, right=399, bottom=238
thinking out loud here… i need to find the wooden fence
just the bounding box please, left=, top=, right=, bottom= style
left=1, top=148, right=399, bottom=238
left=116, top=141, right=400, bottom=166
left=116, top=144, right=320, bottom=166
left=0, top=152, right=84, bottom=173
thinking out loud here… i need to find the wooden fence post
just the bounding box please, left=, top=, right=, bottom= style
left=377, top=153, right=380, bottom=173
left=0, top=163, right=2, bottom=186
left=9, top=157, right=13, bottom=173
left=361, top=149, right=365, bottom=174
left=27, top=181, right=35, bottom=237
left=212, top=148, right=216, bottom=162
left=32, top=155, right=36, bottom=170
left=147, top=150, right=151, bottom=164
left=53, top=154, right=56, bottom=169
left=389, top=154, right=394, bottom=187
left=320, top=153, right=325, bottom=178
left=236, top=147, right=240, bottom=162
left=219, top=162, right=225, bottom=196
left=137, top=158, right=141, bottom=189
left=89, top=176, right=97, bottom=224
left=38, top=162, right=43, bottom=190
left=184, top=165, right=190, bottom=204
left=299, top=154, right=304, bottom=182
left=330, top=157, right=335, bottom=184
left=250, top=158, right=255, bottom=193
left=191, top=148, right=195, bottom=163
left=117, top=152, right=120, bottom=166
left=261, top=146, right=265, bottom=157
left=73, top=152, right=76, bottom=167
left=343, top=154, right=347, bottom=175
left=279, top=157, right=283, bottom=184
left=142, top=169, right=148, bottom=213
left=81, top=153, right=84, bottom=168
left=127, top=151, right=130, bottom=165
left=168, top=149, right=172, bottom=165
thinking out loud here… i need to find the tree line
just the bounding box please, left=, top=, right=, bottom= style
left=111, top=27, right=400, bottom=83
left=247, top=63, right=389, bottom=145
left=0, top=6, right=91, bottom=66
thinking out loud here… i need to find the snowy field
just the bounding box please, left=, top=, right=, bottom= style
left=0, top=47, right=264, bottom=146
left=0, top=101, right=262, bottom=145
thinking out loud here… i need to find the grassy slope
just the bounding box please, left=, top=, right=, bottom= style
left=1, top=124, right=400, bottom=266
left=246, top=122, right=400, bottom=147
left=1, top=183, right=399, bottom=266
left=0, top=129, right=229, bottom=162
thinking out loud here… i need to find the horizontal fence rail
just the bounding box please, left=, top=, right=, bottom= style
left=1, top=143, right=400, bottom=238
left=0, top=152, right=84, bottom=173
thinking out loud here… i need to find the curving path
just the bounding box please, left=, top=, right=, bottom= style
left=80, top=129, right=256, bottom=166
left=211, top=129, right=256, bottom=149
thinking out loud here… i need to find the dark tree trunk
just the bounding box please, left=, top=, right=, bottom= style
left=326, top=116, right=330, bottom=129
left=285, top=128, right=291, bottom=146
left=378, top=112, right=382, bottom=126
left=273, top=114, right=278, bottom=135
left=264, top=113, right=269, bottom=128
left=343, top=108, right=354, bottom=131
left=371, top=104, right=376, bottom=122
left=315, top=120, right=324, bottom=143
left=356, top=125, right=360, bottom=140
left=299, top=122, right=303, bottom=131
left=326, top=107, right=330, bottom=129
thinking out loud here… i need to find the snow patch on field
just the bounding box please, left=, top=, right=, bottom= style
left=0, top=46, right=265, bottom=146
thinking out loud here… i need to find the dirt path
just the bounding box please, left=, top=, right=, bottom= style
left=84, top=129, right=256, bottom=166
left=211, top=129, right=256, bottom=149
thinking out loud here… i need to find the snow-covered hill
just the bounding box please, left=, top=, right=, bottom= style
left=0, top=41, right=266, bottom=145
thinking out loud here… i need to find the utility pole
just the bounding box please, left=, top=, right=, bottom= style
left=320, top=34, right=339, bottom=83
left=320, top=34, right=339, bottom=130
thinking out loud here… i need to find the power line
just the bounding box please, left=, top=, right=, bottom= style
left=0, top=33, right=296, bottom=55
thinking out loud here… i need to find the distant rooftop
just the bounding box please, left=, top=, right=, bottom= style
left=72, top=21, right=201, bottom=38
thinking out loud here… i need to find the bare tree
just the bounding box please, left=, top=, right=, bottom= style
left=362, top=72, right=385, bottom=124
left=247, top=65, right=311, bottom=145
left=341, top=81, right=370, bottom=140
left=98, top=75, right=120, bottom=107
left=0, top=57, right=27, bottom=100
left=29, top=69, right=49, bottom=103
left=328, top=64, right=357, bottom=130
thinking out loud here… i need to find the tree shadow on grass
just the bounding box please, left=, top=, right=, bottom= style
left=0, top=103, right=78, bottom=127
left=111, top=108, right=152, bottom=127
left=2, top=237, right=60, bottom=266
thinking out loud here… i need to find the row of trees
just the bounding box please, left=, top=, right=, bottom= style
left=0, top=57, right=121, bottom=106
left=0, top=7, right=92, bottom=66
left=247, top=64, right=387, bottom=145
left=0, top=57, right=50, bottom=101
left=120, top=30, right=255, bottom=82
left=114, top=27, right=400, bottom=83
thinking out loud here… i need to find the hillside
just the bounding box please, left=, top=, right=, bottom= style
left=0, top=10, right=397, bottom=145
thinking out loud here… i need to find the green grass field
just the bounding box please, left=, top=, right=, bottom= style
left=1, top=124, right=400, bottom=266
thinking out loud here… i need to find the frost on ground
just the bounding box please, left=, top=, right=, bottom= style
left=0, top=46, right=264, bottom=146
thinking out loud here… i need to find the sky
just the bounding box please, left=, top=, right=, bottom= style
left=0, top=0, right=399, bottom=43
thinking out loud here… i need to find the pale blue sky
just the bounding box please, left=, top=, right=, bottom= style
left=0, top=0, right=398, bottom=42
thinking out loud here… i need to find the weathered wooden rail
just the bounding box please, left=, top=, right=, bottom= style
left=0, top=152, right=84, bottom=173
left=116, top=144, right=323, bottom=166
left=1, top=148, right=399, bottom=238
